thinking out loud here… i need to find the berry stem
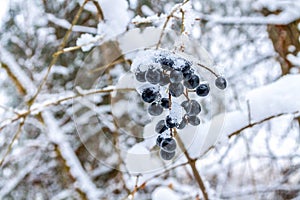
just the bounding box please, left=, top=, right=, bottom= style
left=168, top=92, right=173, bottom=137
left=196, top=63, right=218, bottom=77
left=183, top=88, right=190, bottom=101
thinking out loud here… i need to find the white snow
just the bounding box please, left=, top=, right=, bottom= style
left=287, top=53, right=300, bottom=66
left=169, top=101, right=182, bottom=123
left=0, top=0, right=9, bottom=28
left=247, top=74, right=300, bottom=122
left=125, top=143, right=162, bottom=174
left=118, top=27, right=161, bottom=55
left=47, top=13, right=97, bottom=34
left=96, top=0, right=130, bottom=39
left=131, top=14, right=166, bottom=24
left=152, top=187, right=180, bottom=200
left=200, top=0, right=300, bottom=26
left=76, top=33, right=103, bottom=52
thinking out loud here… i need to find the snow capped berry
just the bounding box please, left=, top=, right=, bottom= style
left=141, top=87, right=159, bottom=103
left=187, top=100, right=201, bottom=116
left=148, top=102, right=163, bottom=116
left=188, top=115, right=201, bottom=126
left=182, top=69, right=193, bottom=81
left=160, top=98, right=170, bottom=109
left=215, top=76, right=227, bottom=90
left=135, top=70, right=146, bottom=82
left=145, top=67, right=161, bottom=84
left=165, top=115, right=178, bottom=128
left=158, top=57, right=174, bottom=70
left=184, top=74, right=199, bottom=89
left=155, top=120, right=168, bottom=133
left=160, top=149, right=175, bottom=160
left=160, top=137, right=177, bottom=152
left=196, top=83, right=210, bottom=96
left=180, top=60, right=191, bottom=72
left=170, top=70, right=183, bottom=83
left=169, top=83, right=184, bottom=97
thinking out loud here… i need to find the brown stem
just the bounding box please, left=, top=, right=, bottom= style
left=174, top=130, right=209, bottom=200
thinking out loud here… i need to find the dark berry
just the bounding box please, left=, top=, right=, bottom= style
left=215, top=76, right=227, bottom=90
left=169, top=83, right=184, bottom=97
left=187, top=100, right=201, bottom=116
left=159, top=73, right=170, bottom=86
left=145, top=67, right=161, bottom=84
left=141, top=88, right=158, bottom=103
left=160, top=98, right=170, bottom=109
left=135, top=70, right=146, bottom=82
left=177, top=117, right=187, bottom=129
left=170, top=70, right=183, bottom=83
left=155, top=120, right=168, bottom=134
left=158, top=57, right=174, bottom=70
left=181, top=100, right=190, bottom=112
left=160, top=149, right=175, bottom=160
left=156, top=135, right=164, bottom=146
left=183, top=74, right=199, bottom=89
left=188, top=115, right=201, bottom=126
left=196, top=83, right=210, bottom=96
left=165, top=115, right=178, bottom=128
left=182, top=69, right=193, bottom=81
left=148, top=103, right=163, bottom=116
left=160, top=138, right=177, bottom=152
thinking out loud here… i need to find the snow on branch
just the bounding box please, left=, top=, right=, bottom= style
left=42, top=111, right=101, bottom=200
left=0, top=154, right=40, bottom=198
left=0, top=46, right=37, bottom=95
left=47, top=13, right=97, bottom=34
left=197, top=1, right=300, bottom=25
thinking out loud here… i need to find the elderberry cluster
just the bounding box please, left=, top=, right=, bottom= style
left=133, top=50, right=227, bottom=160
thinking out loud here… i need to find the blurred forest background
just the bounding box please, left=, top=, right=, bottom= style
left=0, top=0, right=299, bottom=199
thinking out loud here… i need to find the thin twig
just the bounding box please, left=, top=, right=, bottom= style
left=174, top=130, right=209, bottom=200
left=228, top=110, right=300, bottom=138
left=0, top=120, right=24, bottom=167
left=28, top=0, right=90, bottom=106
left=155, top=0, right=190, bottom=49
left=0, top=87, right=135, bottom=132
left=196, top=63, right=218, bottom=77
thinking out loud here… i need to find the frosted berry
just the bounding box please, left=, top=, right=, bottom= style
left=141, top=88, right=159, bottom=103
left=183, top=74, right=199, bottom=89
left=170, top=70, right=183, bottom=83
left=181, top=100, right=190, bottom=113
left=169, top=83, right=184, bottom=97
left=145, top=67, right=161, bottom=84
left=160, top=149, right=175, bottom=160
left=215, top=76, right=227, bottom=90
left=135, top=70, right=146, bottom=82
left=165, top=115, right=178, bottom=128
left=160, top=137, right=177, bottom=152
left=187, top=100, right=201, bottom=116
left=159, top=73, right=170, bottom=86
left=182, top=69, right=193, bottom=81
left=188, top=115, right=201, bottom=126
left=177, top=117, right=187, bottom=129
left=148, top=103, right=163, bottom=116
left=158, top=57, right=174, bottom=70
left=155, top=120, right=168, bottom=134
